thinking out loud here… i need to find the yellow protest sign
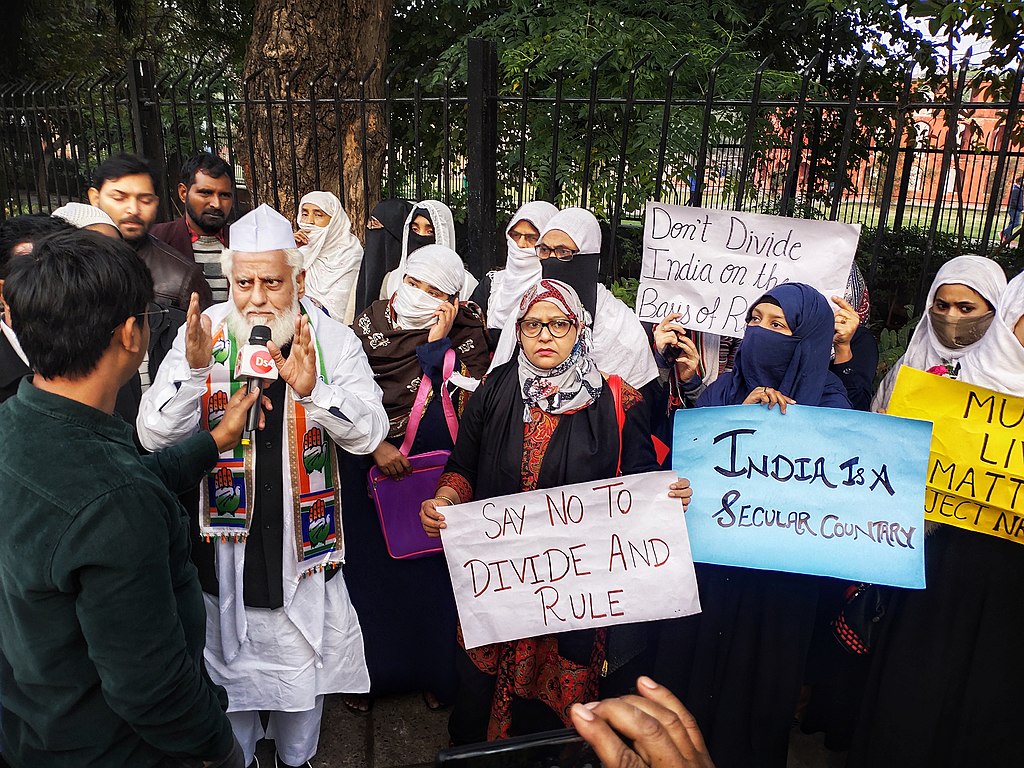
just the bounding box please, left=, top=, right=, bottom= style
left=888, top=366, right=1024, bottom=543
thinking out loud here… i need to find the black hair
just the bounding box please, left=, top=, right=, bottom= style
left=0, top=214, right=74, bottom=279
left=92, top=153, right=157, bottom=192
left=180, top=152, right=234, bottom=188
left=4, top=229, right=154, bottom=380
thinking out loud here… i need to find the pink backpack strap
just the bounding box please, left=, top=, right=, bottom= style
left=609, top=375, right=625, bottom=476
left=399, top=348, right=459, bottom=456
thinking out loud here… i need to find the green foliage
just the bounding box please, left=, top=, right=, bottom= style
left=854, top=225, right=989, bottom=330
left=5, top=0, right=252, bottom=81
left=610, top=277, right=639, bottom=309
left=876, top=305, right=919, bottom=386
left=905, top=0, right=1024, bottom=72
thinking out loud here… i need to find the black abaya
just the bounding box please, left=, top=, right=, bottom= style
left=848, top=525, right=1024, bottom=767
left=341, top=396, right=459, bottom=702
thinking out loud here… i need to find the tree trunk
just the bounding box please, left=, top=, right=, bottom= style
left=240, top=0, right=392, bottom=240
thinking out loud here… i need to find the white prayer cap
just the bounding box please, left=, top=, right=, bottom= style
left=52, top=202, right=117, bottom=230
left=403, top=244, right=465, bottom=296
left=230, top=204, right=296, bottom=252
left=539, top=207, right=602, bottom=254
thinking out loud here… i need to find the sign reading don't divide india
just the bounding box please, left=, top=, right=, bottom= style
left=635, top=202, right=860, bottom=335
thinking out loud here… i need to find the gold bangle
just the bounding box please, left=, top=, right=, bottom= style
left=435, top=494, right=458, bottom=507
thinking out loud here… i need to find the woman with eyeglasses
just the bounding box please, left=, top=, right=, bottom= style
left=342, top=244, right=491, bottom=716
left=482, top=200, right=559, bottom=345
left=489, top=208, right=659, bottom=392
left=420, top=278, right=693, bottom=744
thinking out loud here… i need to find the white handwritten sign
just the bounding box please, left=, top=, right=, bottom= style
left=635, top=202, right=860, bottom=337
left=439, top=471, right=701, bottom=649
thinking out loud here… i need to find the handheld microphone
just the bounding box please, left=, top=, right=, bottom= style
left=237, top=325, right=278, bottom=434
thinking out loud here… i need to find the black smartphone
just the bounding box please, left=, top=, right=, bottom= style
left=436, top=728, right=600, bottom=768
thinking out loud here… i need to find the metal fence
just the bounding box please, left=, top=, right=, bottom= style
left=1, top=40, right=1022, bottom=312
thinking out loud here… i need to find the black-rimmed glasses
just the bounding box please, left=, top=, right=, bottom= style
left=517, top=318, right=576, bottom=338
left=535, top=244, right=579, bottom=261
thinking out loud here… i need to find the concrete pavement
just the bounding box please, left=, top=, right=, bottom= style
left=253, top=692, right=841, bottom=768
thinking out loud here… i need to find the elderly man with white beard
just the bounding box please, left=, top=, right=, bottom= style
left=137, top=204, right=388, bottom=768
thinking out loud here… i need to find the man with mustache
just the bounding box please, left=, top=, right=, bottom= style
left=89, top=153, right=213, bottom=311
left=137, top=204, right=388, bottom=768
left=152, top=153, right=235, bottom=302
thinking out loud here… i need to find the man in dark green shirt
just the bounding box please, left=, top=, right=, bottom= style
left=0, top=231, right=257, bottom=767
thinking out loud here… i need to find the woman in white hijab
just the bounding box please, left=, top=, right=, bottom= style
left=294, top=191, right=364, bottom=323
left=489, top=207, right=659, bottom=390
left=871, top=254, right=1006, bottom=411
left=850, top=269, right=1024, bottom=768
left=486, top=200, right=559, bottom=336
left=345, top=243, right=490, bottom=713
left=382, top=199, right=478, bottom=302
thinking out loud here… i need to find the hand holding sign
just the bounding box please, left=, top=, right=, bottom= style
left=421, top=484, right=460, bottom=537
left=423, top=477, right=693, bottom=538
left=439, top=471, right=700, bottom=648
left=636, top=203, right=859, bottom=337
left=673, top=404, right=929, bottom=588
left=742, top=386, right=796, bottom=413
left=668, top=477, right=693, bottom=510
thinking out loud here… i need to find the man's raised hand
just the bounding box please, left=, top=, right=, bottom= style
left=269, top=313, right=317, bottom=398
left=185, top=292, right=214, bottom=370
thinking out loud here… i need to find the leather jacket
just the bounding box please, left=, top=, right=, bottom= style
left=135, top=234, right=213, bottom=311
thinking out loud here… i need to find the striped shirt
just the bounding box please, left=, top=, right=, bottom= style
left=193, top=236, right=228, bottom=303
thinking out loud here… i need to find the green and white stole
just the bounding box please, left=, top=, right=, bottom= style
left=199, top=318, right=344, bottom=577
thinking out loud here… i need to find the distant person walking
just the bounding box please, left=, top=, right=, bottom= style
left=1001, top=173, right=1023, bottom=244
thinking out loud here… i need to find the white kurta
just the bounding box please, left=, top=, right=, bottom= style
left=137, top=298, right=388, bottom=711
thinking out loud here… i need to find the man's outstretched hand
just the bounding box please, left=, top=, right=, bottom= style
left=269, top=314, right=317, bottom=398
left=570, top=677, right=715, bottom=768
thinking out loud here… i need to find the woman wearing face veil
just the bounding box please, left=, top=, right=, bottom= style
left=489, top=207, right=659, bottom=391
left=294, top=191, right=364, bottom=323
left=419, top=279, right=692, bottom=743
left=663, top=284, right=850, bottom=768
left=356, top=198, right=413, bottom=314
left=847, top=273, right=1024, bottom=768
left=482, top=200, right=559, bottom=343
left=382, top=200, right=479, bottom=302
left=871, top=254, right=1006, bottom=411
left=342, top=244, right=491, bottom=713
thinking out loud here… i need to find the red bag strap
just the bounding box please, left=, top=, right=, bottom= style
left=609, top=374, right=625, bottom=476
left=399, top=348, right=459, bottom=456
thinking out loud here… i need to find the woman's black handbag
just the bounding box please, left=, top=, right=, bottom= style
left=831, top=583, right=889, bottom=655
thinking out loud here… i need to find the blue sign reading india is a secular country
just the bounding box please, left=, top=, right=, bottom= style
left=673, top=404, right=931, bottom=588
